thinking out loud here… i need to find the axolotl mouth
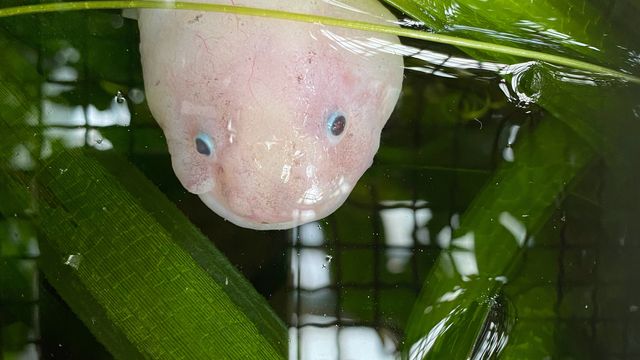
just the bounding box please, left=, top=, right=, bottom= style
left=138, top=0, right=404, bottom=230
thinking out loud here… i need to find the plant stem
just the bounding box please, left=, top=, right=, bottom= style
left=0, top=1, right=638, bottom=84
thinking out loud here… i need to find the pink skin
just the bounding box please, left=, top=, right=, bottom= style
left=138, top=0, right=403, bottom=230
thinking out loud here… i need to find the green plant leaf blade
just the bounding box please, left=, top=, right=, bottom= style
left=0, top=1, right=637, bottom=83
left=403, top=116, right=595, bottom=358
left=0, top=30, right=287, bottom=359
left=384, top=0, right=638, bottom=71
left=387, top=1, right=640, bottom=358
left=0, top=135, right=288, bottom=360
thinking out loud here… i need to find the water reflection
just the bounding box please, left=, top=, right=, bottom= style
left=380, top=200, right=431, bottom=273
left=290, top=326, right=397, bottom=360
left=291, top=248, right=332, bottom=290
left=289, top=221, right=405, bottom=359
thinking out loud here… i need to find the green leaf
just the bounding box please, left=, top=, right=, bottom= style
left=403, top=116, right=594, bottom=358
left=384, top=0, right=638, bottom=71
left=0, top=1, right=637, bottom=83
left=384, top=0, right=640, bottom=358
left=0, top=31, right=287, bottom=359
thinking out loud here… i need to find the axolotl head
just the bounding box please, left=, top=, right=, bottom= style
left=138, top=7, right=403, bottom=230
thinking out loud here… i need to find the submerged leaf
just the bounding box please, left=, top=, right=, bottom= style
left=0, top=30, right=287, bottom=359
left=382, top=0, right=640, bottom=358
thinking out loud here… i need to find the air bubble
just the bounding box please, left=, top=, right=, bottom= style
left=115, top=91, right=126, bottom=104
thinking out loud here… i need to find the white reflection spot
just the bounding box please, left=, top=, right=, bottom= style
left=408, top=315, right=453, bottom=359
left=379, top=201, right=431, bottom=273
left=305, top=164, right=316, bottom=179
left=55, top=46, right=80, bottom=64
left=450, top=232, right=478, bottom=276
left=42, top=82, right=74, bottom=97
left=43, top=127, right=86, bottom=149
left=503, top=147, right=514, bottom=162
left=451, top=232, right=475, bottom=251
left=297, top=326, right=338, bottom=360
left=50, top=66, right=78, bottom=82
left=42, top=101, right=86, bottom=126
left=280, top=164, right=291, bottom=183
left=88, top=129, right=113, bottom=151
left=437, top=287, right=465, bottom=302
left=290, top=250, right=331, bottom=290
left=451, top=250, right=479, bottom=277
left=450, top=213, right=460, bottom=230
left=380, top=207, right=414, bottom=248
left=298, top=222, right=325, bottom=246
left=86, top=99, right=131, bottom=127
left=502, top=125, right=520, bottom=162
left=499, top=211, right=526, bottom=247
left=339, top=327, right=396, bottom=360
left=436, top=226, right=452, bottom=249
left=299, top=185, right=322, bottom=205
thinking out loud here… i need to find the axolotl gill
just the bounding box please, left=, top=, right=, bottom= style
left=138, top=0, right=404, bottom=230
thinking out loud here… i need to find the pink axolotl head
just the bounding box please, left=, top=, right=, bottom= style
left=138, top=1, right=403, bottom=230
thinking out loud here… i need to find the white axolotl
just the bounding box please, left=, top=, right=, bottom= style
left=137, top=0, right=404, bottom=230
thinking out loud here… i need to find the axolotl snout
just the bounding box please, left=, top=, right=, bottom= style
left=138, top=0, right=403, bottom=230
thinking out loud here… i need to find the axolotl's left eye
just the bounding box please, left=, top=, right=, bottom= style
left=195, top=132, right=215, bottom=156
left=326, top=111, right=346, bottom=141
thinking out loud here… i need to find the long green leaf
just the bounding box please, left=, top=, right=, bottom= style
left=384, top=0, right=638, bottom=70
left=386, top=0, right=639, bottom=358
left=0, top=1, right=637, bottom=83
left=403, top=116, right=593, bottom=358
left=0, top=31, right=287, bottom=359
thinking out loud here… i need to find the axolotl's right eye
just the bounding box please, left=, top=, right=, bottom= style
left=326, top=112, right=346, bottom=141
left=195, top=132, right=215, bottom=156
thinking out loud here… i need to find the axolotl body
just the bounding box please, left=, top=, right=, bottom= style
left=138, top=0, right=403, bottom=230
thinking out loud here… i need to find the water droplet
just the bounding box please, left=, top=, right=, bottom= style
left=115, top=91, right=126, bottom=104
left=64, top=253, right=82, bottom=269
left=499, top=62, right=544, bottom=107
left=322, top=255, right=333, bottom=269
left=225, top=277, right=229, bottom=286
left=59, top=168, right=68, bottom=175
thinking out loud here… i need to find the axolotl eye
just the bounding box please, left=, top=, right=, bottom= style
left=195, top=132, right=215, bottom=156
left=326, top=112, right=346, bottom=140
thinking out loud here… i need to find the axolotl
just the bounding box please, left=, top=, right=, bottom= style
left=138, top=0, right=403, bottom=230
